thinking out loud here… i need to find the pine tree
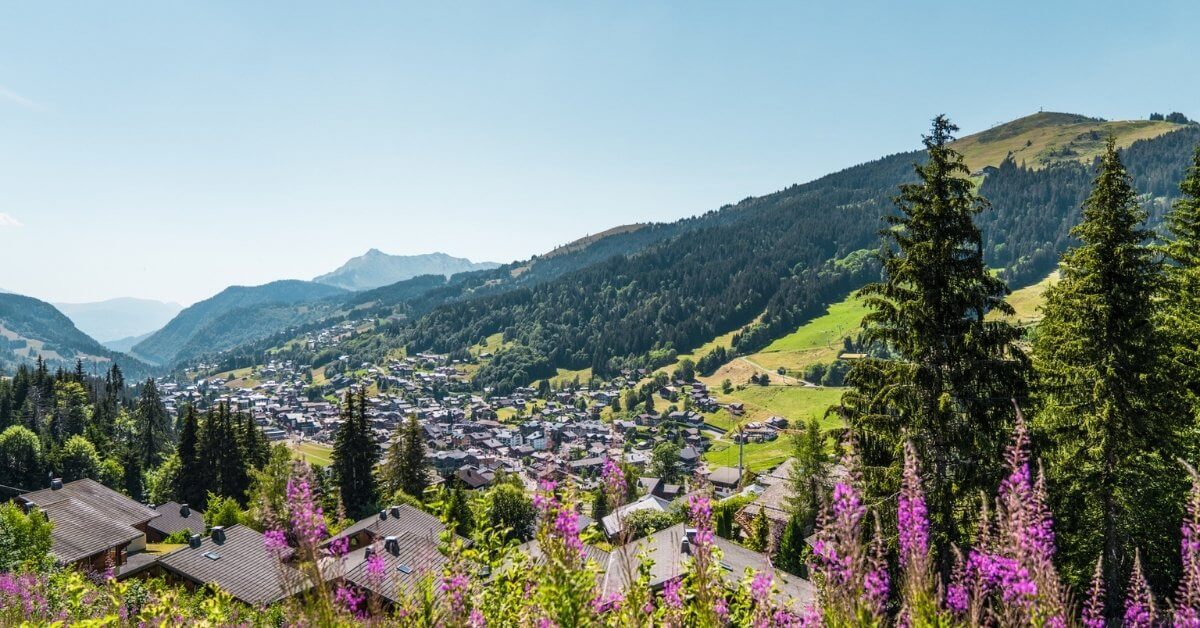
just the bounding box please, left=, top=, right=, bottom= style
left=840, top=115, right=1028, bottom=577
left=591, top=489, right=609, bottom=522
left=788, top=418, right=832, bottom=535
left=1034, top=138, right=1190, bottom=599
left=1163, top=145, right=1200, bottom=398
left=332, top=389, right=378, bottom=518
left=747, top=506, right=770, bottom=553
left=400, top=416, right=428, bottom=497
left=776, top=510, right=808, bottom=575
left=134, top=379, right=171, bottom=468
left=443, top=486, right=474, bottom=538
left=174, top=406, right=203, bottom=508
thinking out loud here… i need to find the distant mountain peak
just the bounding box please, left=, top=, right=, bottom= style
left=315, top=250, right=501, bottom=292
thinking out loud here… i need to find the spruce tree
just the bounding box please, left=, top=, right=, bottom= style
left=840, top=115, right=1028, bottom=577
left=1034, top=138, right=1189, bottom=599
left=134, top=379, right=171, bottom=468
left=332, top=389, right=378, bottom=518
left=1163, top=145, right=1200, bottom=398
left=400, top=416, right=428, bottom=497
left=173, top=406, right=203, bottom=508
left=443, top=486, right=474, bottom=538
left=787, top=418, right=832, bottom=536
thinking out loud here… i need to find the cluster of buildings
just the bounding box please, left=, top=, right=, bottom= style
left=16, top=476, right=815, bottom=611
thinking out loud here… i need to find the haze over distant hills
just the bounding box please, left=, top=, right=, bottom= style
left=55, top=297, right=183, bottom=345
left=0, top=292, right=149, bottom=377
left=314, top=250, right=500, bottom=291
left=130, top=280, right=348, bottom=366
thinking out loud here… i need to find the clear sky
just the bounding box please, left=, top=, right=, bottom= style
left=1, top=1, right=1197, bottom=305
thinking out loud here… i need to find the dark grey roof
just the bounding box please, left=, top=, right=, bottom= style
left=117, top=550, right=161, bottom=579
left=157, top=525, right=307, bottom=605
left=327, top=504, right=446, bottom=546
left=38, top=497, right=143, bottom=564
left=148, top=501, right=206, bottom=537
left=602, top=523, right=815, bottom=605
left=706, top=466, right=742, bottom=487
left=516, top=539, right=610, bottom=569
left=21, top=478, right=159, bottom=527
left=343, top=533, right=448, bottom=604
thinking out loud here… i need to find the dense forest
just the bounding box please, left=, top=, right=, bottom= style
left=395, top=126, right=1200, bottom=392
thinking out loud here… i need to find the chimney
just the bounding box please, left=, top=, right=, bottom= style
left=180, top=503, right=190, bottom=518
left=364, top=546, right=374, bottom=559
left=390, top=505, right=401, bottom=519
left=379, top=509, right=388, bottom=520
left=212, top=526, right=226, bottom=544
left=680, top=536, right=690, bottom=555
left=384, top=535, right=399, bottom=555
left=50, top=478, right=63, bottom=490
left=189, top=534, right=202, bottom=548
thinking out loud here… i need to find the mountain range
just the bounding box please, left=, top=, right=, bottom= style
left=1, top=111, right=1197, bottom=384
left=314, top=250, right=500, bottom=292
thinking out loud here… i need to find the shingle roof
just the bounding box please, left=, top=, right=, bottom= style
left=326, top=504, right=447, bottom=546
left=157, top=525, right=308, bottom=605
left=516, top=539, right=610, bottom=570
left=601, top=494, right=671, bottom=537
left=21, top=478, right=159, bottom=527
left=342, top=533, right=449, bottom=604
left=602, top=523, right=815, bottom=605
left=148, top=502, right=206, bottom=537
left=38, top=497, right=143, bottom=564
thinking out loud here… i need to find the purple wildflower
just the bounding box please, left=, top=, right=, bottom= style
left=1177, top=463, right=1200, bottom=624
left=1124, top=551, right=1156, bottom=628
left=286, top=478, right=327, bottom=547
left=602, top=457, right=627, bottom=509
left=750, top=570, right=773, bottom=603
left=1081, top=558, right=1105, bottom=628
left=263, top=529, right=290, bottom=557
left=328, top=535, right=349, bottom=557
left=898, top=442, right=929, bottom=563
left=334, top=584, right=365, bottom=618
left=662, top=577, right=683, bottom=609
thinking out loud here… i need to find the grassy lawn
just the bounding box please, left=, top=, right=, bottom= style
left=144, top=543, right=186, bottom=555
left=742, top=295, right=868, bottom=376
left=951, top=114, right=1182, bottom=172
left=988, top=270, right=1058, bottom=327
left=549, top=367, right=593, bottom=387
left=702, top=385, right=846, bottom=472
left=291, top=441, right=334, bottom=467
left=495, top=407, right=518, bottom=423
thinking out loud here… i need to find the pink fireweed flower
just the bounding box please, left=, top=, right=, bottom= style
left=662, top=577, right=683, bottom=609
left=898, top=442, right=929, bottom=563
left=590, top=591, right=624, bottom=614
left=263, top=529, right=290, bottom=557
left=1125, top=552, right=1156, bottom=628
left=602, top=457, right=627, bottom=509
left=328, top=535, right=349, bottom=557
left=364, top=546, right=387, bottom=582
left=441, top=571, right=470, bottom=609
left=750, top=570, right=773, bottom=603
left=286, top=478, right=327, bottom=547
left=1081, top=558, right=1105, bottom=628
left=469, top=607, right=486, bottom=627
left=1177, top=463, right=1200, bottom=624
left=334, top=584, right=365, bottom=618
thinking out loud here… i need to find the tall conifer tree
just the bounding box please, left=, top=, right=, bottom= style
left=841, top=115, right=1028, bottom=576
left=1163, top=145, right=1200, bottom=398
left=1034, top=138, right=1189, bottom=601
left=332, top=389, right=378, bottom=518
left=174, top=405, right=203, bottom=508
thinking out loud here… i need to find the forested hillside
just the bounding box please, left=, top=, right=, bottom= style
left=0, top=293, right=149, bottom=377
left=131, top=280, right=347, bottom=366
left=396, top=118, right=1200, bottom=392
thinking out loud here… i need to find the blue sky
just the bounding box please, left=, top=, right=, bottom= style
left=1, top=1, right=1198, bottom=304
